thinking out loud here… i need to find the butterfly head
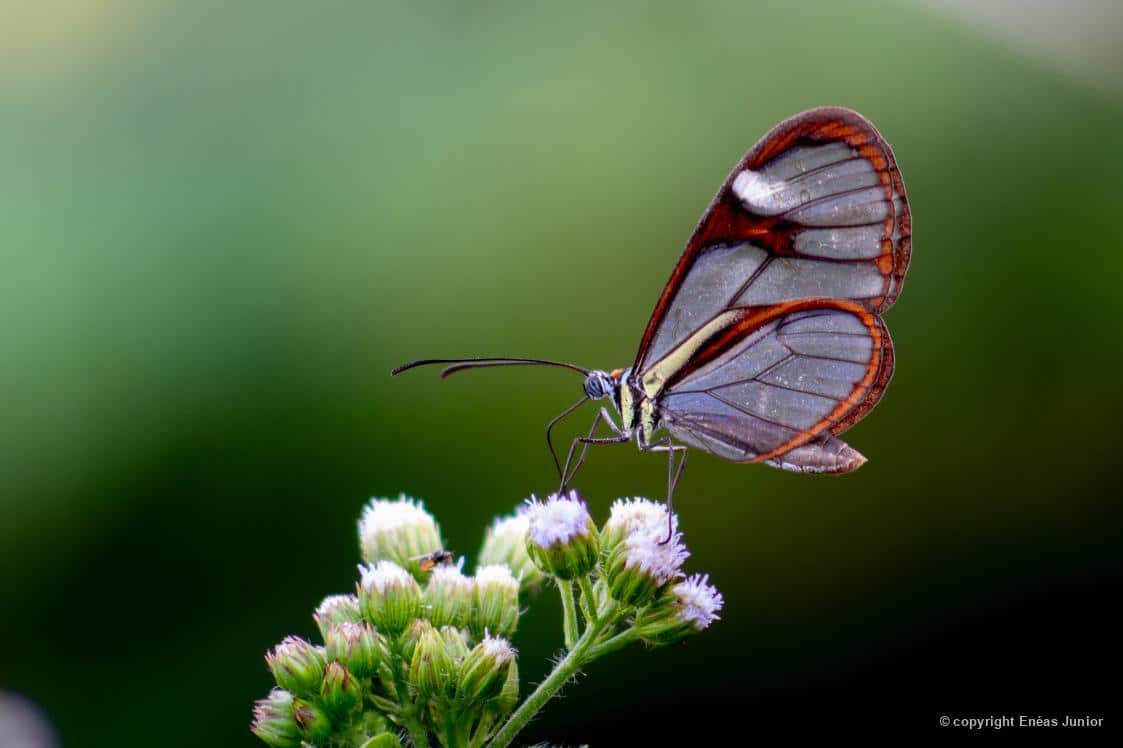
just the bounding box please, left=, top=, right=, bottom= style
left=582, top=369, right=617, bottom=401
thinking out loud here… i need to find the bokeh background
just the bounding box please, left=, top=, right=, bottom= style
left=3, top=0, right=1121, bottom=743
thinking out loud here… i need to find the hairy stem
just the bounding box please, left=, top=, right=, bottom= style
left=558, top=580, right=579, bottom=650
left=487, top=601, right=619, bottom=748
left=576, top=576, right=599, bottom=625
left=586, top=628, right=639, bottom=661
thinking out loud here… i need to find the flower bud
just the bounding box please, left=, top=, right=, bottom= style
left=292, top=698, right=332, bottom=743
left=251, top=689, right=300, bottom=748
left=409, top=623, right=457, bottom=700
left=439, top=625, right=471, bottom=664
left=604, top=530, right=688, bottom=607
left=313, top=594, right=362, bottom=640
left=319, top=661, right=362, bottom=716
left=423, top=563, right=473, bottom=628
left=455, top=635, right=516, bottom=707
left=265, top=637, right=326, bottom=698
left=358, top=561, right=422, bottom=635
left=397, top=617, right=430, bottom=667
left=325, top=621, right=381, bottom=679
left=358, top=495, right=444, bottom=576
left=490, top=655, right=519, bottom=717
left=525, top=491, right=599, bottom=580
left=470, top=565, right=520, bottom=639
left=635, top=573, right=724, bottom=645
left=479, top=510, right=545, bottom=589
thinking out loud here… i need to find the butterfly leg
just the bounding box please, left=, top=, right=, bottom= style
left=544, top=396, right=591, bottom=483
left=559, top=407, right=630, bottom=494
left=641, top=436, right=688, bottom=544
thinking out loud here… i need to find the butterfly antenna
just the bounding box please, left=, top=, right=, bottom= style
left=392, top=357, right=590, bottom=379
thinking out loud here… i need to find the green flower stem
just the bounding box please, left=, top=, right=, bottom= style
left=558, top=580, right=578, bottom=650
left=487, top=601, right=620, bottom=748
left=403, top=711, right=431, bottom=748
left=586, top=628, right=640, bottom=661
left=576, top=576, right=599, bottom=624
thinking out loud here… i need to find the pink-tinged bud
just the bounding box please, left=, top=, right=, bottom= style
left=455, top=635, right=517, bottom=707
left=251, top=689, right=300, bottom=747
left=292, top=698, right=332, bottom=743
left=409, top=623, right=457, bottom=700
left=265, top=637, right=326, bottom=698
left=325, top=621, right=381, bottom=679
left=313, top=594, right=362, bottom=640
left=319, top=661, right=362, bottom=716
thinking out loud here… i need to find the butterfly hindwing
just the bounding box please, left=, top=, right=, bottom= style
left=652, top=301, right=891, bottom=471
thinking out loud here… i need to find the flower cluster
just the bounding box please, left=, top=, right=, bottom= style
left=252, top=491, right=722, bottom=748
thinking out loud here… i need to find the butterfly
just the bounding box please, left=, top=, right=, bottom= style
left=395, top=107, right=911, bottom=519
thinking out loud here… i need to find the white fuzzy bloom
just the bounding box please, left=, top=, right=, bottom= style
left=672, top=573, right=724, bottom=631
left=359, top=560, right=414, bottom=594
left=479, top=634, right=516, bottom=663
left=605, top=497, right=678, bottom=539
left=315, top=594, right=359, bottom=620
left=622, top=531, right=689, bottom=586
left=474, top=564, right=519, bottom=593
left=488, top=512, right=530, bottom=542
left=358, top=494, right=442, bottom=565
left=429, top=562, right=472, bottom=592
left=525, top=490, right=592, bottom=549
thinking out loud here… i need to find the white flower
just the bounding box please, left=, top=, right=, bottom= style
left=474, top=564, right=519, bottom=594
left=671, top=573, right=724, bottom=631
left=622, top=531, right=689, bottom=586
left=313, top=594, right=361, bottom=639
left=358, top=494, right=443, bottom=566
left=525, top=490, right=593, bottom=549
left=430, top=561, right=471, bottom=591
left=480, top=508, right=545, bottom=587
left=487, top=512, right=530, bottom=545
left=359, top=560, right=415, bottom=594
left=604, top=497, right=678, bottom=539
left=479, top=634, right=516, bottom=663
left=603, top=503, right=688, bottom=605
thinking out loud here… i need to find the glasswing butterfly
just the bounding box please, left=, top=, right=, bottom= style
left=395, top=107, right=911, bottom=528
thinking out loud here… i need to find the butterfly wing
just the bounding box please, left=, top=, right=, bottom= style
left=655, top=301, right=891, bottom=473
left=634, top=107, right=910, bottom=375
left=634, top=108, right=909, bottom=472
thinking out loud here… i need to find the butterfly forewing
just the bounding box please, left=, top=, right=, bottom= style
left=634, top=107, right=910, bottom=376
left=635, top=108, right=909, bottom=473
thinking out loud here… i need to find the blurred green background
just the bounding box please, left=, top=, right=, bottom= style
left=2, top=0, right=1120, bottom=743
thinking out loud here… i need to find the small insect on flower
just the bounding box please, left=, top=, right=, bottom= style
left=412, top=549, right=456, bottom=573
